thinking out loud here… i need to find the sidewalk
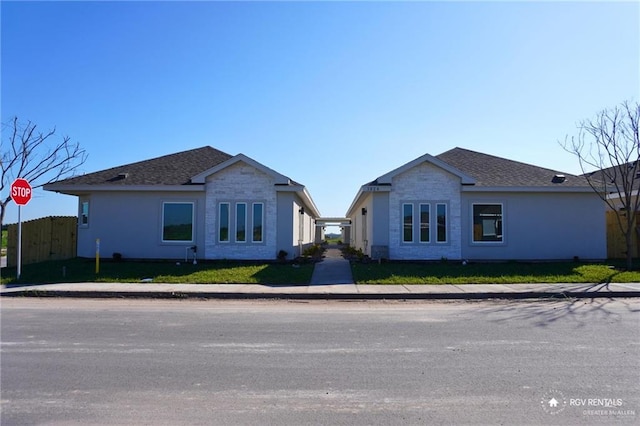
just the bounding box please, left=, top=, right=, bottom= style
left=2, top=247, right=640, bottom=300
left=2, top=281, right=640, bottom=300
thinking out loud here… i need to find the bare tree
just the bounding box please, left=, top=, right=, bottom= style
left=562, top=100, right=640, bottom=269
left=1, top=117, right=88, bottom=228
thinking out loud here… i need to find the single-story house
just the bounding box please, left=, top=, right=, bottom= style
left=346, top=147, right=607, bottom=261
left=44, top=147, right=320, bottom=261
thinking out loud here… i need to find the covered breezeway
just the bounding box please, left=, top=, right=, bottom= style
left=314, top=217, right=351, bottom=245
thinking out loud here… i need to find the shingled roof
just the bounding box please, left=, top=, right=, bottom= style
left=582, top=161, right=640, bottom=192
left=51, top=146, right=233, bottom=186
left=435, top=147, right=590, bottom=188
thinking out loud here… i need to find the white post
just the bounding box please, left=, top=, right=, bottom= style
left=17, top=205, right=22, bottom=280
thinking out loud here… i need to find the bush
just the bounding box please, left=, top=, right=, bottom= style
left=302, top=244, right=324, bottom=258
left=342, top=246, right=365, bottom=261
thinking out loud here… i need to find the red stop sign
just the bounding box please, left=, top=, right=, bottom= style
left=11, top=178, right=32, bottom=206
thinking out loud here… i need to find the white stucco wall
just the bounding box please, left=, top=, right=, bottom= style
left=389, top=162, right=462, bottom=260
left=292, top=196, right=316, bottom=256
left=349, top=195, right=374, bottom=256
left=204, top=162, right=278, bottom=260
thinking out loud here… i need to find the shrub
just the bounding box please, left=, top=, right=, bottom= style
left=303, top=244, right=324, bottom=258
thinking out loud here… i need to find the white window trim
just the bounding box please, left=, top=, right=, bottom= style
left=436, top=203, right=448, bottom=244
left=218, top=201, right=267, bottom=245
left=471, top=202, right=505, bottom=244
left=80, top=200, right=90, bottom=228
left=402, top=203, right=414, bottom=243
left=219, top=202, right=230, bottom=243
left=419, top=203, right=430, bottom=244
left=401, top=201, right=451, bottom=245
left=251, top=202, right=264, bottom=243
left=161, top=201, right=195, bottom=244
left=235, top=202, right=247, bottom=243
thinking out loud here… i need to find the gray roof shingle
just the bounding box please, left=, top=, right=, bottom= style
left=435, top=147, right=590, bottom=187
left=52, top=146, right=233, bottom=186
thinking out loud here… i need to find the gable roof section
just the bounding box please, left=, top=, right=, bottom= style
left=192, top=153, right=321, bottom=216
left=46, top=146, right=233, bottom=189
left=191, top=153, right=291, bottom=185
left=45, top=146, right=321, bottom=216
left=347, top=147, right=593, bottom=216
left=372, top=152, right=476, bottom=185
left=436, top=147, right=590, bottom=189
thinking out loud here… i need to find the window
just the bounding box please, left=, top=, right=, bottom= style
left=162, top=202, right=194, bottom=242
left=403, top=204, right=413, bottom=242
left=219, top=203, right=230, bottom=242
left=236, top=203, right=247, bottom=242
left=419, top=204, right=430, bottom=243
left=402, top=202, right=448, bottom=244
left=219, top=201, right=266, bottom=244
left=473, top=204, right=503, bottom=242
left=436, top=203, right=447, bottom=243
left=252, top=203, right=263, bottom=242
left=80, top=201, right=89, bottom=227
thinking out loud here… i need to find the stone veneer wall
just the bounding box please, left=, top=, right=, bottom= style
left=204, top=162, right=278, bottom=259
left=388, top=162, right=462, bottom=260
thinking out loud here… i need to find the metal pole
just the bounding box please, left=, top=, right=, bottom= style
left=17, top=205, right=22, bottom=280
left=95, top=238, right=100, bottom=274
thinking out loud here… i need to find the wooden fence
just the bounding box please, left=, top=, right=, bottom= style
left=606, top=210, right=640, bottom=259
left=7, top=216, right=77, bottom=267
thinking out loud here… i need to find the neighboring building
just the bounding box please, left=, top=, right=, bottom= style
left=582, top=160, right=640, bottom=210
left=44, top=147, right=320, bottom=261
left=583, top=161, right=640, bottom=258
left=346, top=148, right=606, bottom=261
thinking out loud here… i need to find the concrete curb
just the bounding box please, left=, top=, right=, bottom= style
left=2, top=288, right=639, bottom=301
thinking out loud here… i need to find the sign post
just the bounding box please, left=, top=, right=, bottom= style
left=10, top=178, right=33, bottom=279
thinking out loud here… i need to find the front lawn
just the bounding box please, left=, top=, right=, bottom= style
left=1, top=258, right=314, bottom=286
left=3, top=258, right=640, bottom=286
left=351, top=261, right=640, bottom=284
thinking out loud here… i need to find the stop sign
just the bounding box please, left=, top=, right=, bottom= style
left=11, top=178, right=32, bottom=206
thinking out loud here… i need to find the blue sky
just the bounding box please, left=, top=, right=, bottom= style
left=2, top=1, right=639, bottom=226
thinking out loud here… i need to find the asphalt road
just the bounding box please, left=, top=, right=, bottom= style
left=1, top=298, right=639, bottom=425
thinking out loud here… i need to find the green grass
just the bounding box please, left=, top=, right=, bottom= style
left=351, top=261, right=640, bottom=284
left=3, top=257, right=640, bottom=286
left=1, top=258, right=314, bottom=286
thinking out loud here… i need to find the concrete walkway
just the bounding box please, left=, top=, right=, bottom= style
left=310, top=247, right=354, bottom=285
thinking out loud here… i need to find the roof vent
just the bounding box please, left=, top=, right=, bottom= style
left=109, top=172, right=129, bottom=182
left=552, top=174, right=566, bottom=184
